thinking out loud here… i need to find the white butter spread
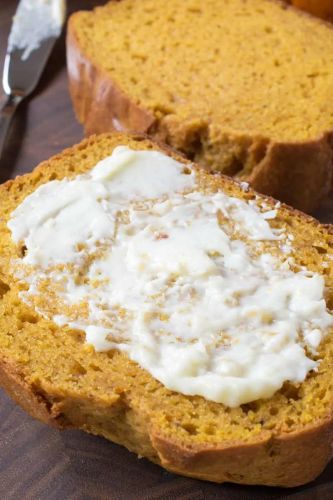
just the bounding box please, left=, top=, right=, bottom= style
left=8, top=146, right=333, bottom=407
left=8, top=0, right=65, bottom=60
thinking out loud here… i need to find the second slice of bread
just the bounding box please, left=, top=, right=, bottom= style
left=67, top=0, right=333, bottom=213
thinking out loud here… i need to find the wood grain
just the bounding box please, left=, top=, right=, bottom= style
left=1, top=1, right=333, bottom=498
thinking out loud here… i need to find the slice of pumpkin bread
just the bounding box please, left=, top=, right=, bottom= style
left=67, top=0, right=333, bottom=212
left=1, top=133, right=333, bottom=487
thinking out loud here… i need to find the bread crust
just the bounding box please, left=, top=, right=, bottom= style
left=67, top=19, right=156, bottom=138
left=0, top=357, right=64, bottom=427
left=151, top=418, right=333, bottom=486
left=2, top=352, right=333, bottom=487
left=289, top=0, right=333, bottom=20
left=67, top=11, right=333, bottom=213
left=1, top=133, right=333, bottom=487
left=1, top=354, right=332, bottom=488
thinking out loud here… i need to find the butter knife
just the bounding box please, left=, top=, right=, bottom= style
left=0, top=0, right=66, bottom=161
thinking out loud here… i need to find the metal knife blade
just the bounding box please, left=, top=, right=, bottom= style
left=0, top=0, right=66, bottom=161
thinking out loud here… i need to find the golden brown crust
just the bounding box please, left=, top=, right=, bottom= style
left=1, top=353, right=332, bottom=487
left=152, top=418, right=333, bottom=487
left=248, top=134, right=333, bottom=211
left=66, top=11, right=333, bottom=213
left=67, top=19, right=156, bottom=137
left=2, top=350, right=332, bottom=487
left=1, top=132, right=333, bottom=487
left=288, top=0, right=333, bottom=21
left=0, top=357, right=64, bottom=428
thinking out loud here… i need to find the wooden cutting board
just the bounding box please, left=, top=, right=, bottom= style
left=1, top=1, right=333, bottom=498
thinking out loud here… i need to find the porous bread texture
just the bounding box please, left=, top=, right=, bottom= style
left=1, top=133, right=333, bottom=486
left=67, top=0, right=333, bottom=213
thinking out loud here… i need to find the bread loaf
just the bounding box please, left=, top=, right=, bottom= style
left=1, top=133, right=333, bottom=487
left=67, top=0, right=333, bottom=212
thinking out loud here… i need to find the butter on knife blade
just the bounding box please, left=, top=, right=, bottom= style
left=8, top=0, right=66, bottom=61
left=0, top=0, right=66, bottom=161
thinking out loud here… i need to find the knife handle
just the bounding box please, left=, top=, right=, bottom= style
left=0, top=94, right=23, bottom=162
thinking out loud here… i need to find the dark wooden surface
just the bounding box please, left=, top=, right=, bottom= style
left=1, top=1, right=333, bottom=498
